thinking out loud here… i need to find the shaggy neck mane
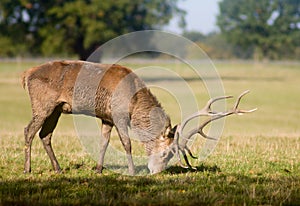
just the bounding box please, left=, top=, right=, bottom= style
left=130, top=88, right=171, bottom=155
left=132, top=88, right=162, bottom=112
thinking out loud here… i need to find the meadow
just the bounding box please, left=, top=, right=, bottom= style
left=0, top=59, right=299, bottom=205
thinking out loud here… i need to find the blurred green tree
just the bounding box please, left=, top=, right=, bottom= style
left=0, top=0, right=185, bottom=59
left=182, top=30, right=206, bottom=42
left=217, top=0, right=300, bottom=60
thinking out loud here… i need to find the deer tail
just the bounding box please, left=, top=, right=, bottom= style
left=21, top=70, right=29, bottom=90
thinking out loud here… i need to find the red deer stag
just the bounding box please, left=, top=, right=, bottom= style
left=21, top=60, right=256, bottom=174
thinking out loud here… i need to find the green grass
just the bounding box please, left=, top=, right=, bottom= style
left=0, top=60, right=300, bottom=205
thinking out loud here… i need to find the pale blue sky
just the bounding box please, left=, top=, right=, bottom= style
left=166, top=0, right=221, bottom=34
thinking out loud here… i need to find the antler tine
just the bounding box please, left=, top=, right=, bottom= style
left=173, top=130, right=190, bottom=169
left=174, top=94, right=232, bottom=169
left=233, top=90, right=249, bottom=110
left=182, top=149, right=197, bottom=169
left=233, top=90, right=257, bottom=115
left=180, top=114, right=223, bottom=145
left=204, top=95, right=233, bottom=112
left=197, top=113, right=230, bottom=140
left=184, top=145, right=198, bottom=159
left=195, top=90, right=257, bottom=140
left=179, top=95, right=232, bottom=137
left=174, top=125, right=196, bottom=169
left=174, top=90, right=256, bottom=170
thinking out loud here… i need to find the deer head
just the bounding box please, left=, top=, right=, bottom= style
left=148, top=90, right=256, bottom=174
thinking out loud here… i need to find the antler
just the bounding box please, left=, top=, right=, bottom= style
left=174, top=90, right=257, bottom=169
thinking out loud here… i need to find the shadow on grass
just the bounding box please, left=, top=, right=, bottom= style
left=97, top=163, right=221, bottom=176
left=165, top=163, right=221, bottom=174
left=98, top=164, right=150, bottom=176
left=1, top=166, right=299, bottom=205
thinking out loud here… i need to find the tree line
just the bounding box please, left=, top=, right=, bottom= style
left=0, top=0, right=299, bottom=60
left=0, top=0, right=185, bottom=60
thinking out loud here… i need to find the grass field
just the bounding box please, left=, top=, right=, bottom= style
left=0, top=59, right=300, bottom=205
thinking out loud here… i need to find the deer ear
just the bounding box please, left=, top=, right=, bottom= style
left=167, top=125, right=178, bottom=138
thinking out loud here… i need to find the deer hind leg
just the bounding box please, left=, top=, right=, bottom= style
left=39, top=106, right=61, bottom=173
left=115, top=121, right=135, bottom=175
left=96, top=120, right=113, bottom=174
left=24, top=115, right=46, bottom=173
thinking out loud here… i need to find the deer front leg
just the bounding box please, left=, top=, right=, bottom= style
left=115, top=123, right=135, bottom=175
left=96, top=121, right=113, bottom=173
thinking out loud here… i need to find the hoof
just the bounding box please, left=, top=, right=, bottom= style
left=128, top=169, right=135, bottom=176
left=95, top=164, right=104, bottom=174
left=55, top=169, right=62, bottom=174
